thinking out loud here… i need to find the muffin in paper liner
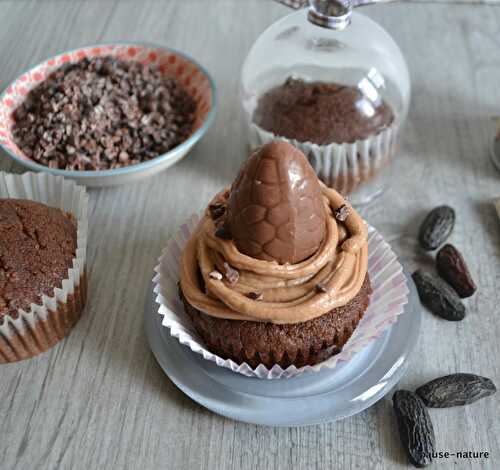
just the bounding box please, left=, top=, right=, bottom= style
left=249, top=122, right=399, bottom=199
left=0, top=172, right=88, bottom=364
left=153, top=214, right=409, bottom=380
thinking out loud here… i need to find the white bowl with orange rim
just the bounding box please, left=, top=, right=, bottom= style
left=0, top=42, right=217, bottom=187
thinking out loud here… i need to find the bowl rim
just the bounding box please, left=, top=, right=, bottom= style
left=0, top=41, right=218, bottom=179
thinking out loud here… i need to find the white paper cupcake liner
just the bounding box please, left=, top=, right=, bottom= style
left=153, top=214, right=409, bottom=379
left=249, top=123, right=399, bottom=196
left=0, top=172, right=88, bottom=363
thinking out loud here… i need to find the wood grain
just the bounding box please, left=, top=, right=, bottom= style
left=0, top=1, right=499, bottom=469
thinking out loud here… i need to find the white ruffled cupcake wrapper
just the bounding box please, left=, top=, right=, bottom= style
left=0, top=172, right=88, bottom=363
left=153, top=214, right=409, bottom=379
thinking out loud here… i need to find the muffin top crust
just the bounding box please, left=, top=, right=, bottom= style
left=0, top=199, right=77, bottom=320
left=253, top=77, right=394, bottom=145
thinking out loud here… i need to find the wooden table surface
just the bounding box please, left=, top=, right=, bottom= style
left=1, top=1, right=499, bottom=469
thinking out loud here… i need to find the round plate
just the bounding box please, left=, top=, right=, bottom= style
left=145, top=274, right=421, bottom=427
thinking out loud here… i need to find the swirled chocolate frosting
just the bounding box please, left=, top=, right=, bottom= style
left=180, top=142, right=368, bottom=325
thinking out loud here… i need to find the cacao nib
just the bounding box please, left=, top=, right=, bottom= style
left=412, top=270, right=466, bottom=321
left=436, top=244, right=476, bottom=298
left=208, top=271, right=223, bottom=280
left=393, top=390, right=435, bottom=468
left=334, top=204, right=350, bottom=222
left=315, top=282, right=328, bottom=293
left=209, top=203, right=226, bottom=221
left=418, top=206, right=455, bottom=251
left=246, top=291, right=263, bottom=301
left=223, top=262, right=239, bottom=285
left=416, top=373, right=496, bottom=408
left=215, top=225, right=232, bottom=240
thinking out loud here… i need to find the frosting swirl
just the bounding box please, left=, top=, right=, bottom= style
left=180, top=184, right=368, bottom=325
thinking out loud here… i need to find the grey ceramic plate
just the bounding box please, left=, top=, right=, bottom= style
left=145, top=274, right=421, bottom=427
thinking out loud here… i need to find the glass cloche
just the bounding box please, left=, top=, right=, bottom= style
left=240, top=0, right=411, bottom=205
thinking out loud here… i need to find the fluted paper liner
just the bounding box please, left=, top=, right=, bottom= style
left=0, top=172, right=88, bottom=363
left=153, top=214, right=409, bottom=379
left=249, top=123, right=399, bottom=196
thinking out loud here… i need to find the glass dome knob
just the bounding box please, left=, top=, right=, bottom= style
left=307, top=0, right=399, bottom=31
left=307, top=0, right=352, bottom=30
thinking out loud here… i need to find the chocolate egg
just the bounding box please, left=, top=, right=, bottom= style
left=226, top=141, right=326, bottom=264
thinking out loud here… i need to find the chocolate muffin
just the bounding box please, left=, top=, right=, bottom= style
left=179, top=141, right=371, bottom=369
left=254, top=77, right=394, bottom=145
left=251, top=77, right=397, bottom=196
left=0, top=199, right=86, bottom=363
left=182, top=275, right=371, bottom=369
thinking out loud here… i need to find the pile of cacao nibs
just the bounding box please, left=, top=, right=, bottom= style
left=412, top=205, right=476, bottom=321
left=11, top=56, right=197, bottom=170
left=391, top=205, right=497, bottom=467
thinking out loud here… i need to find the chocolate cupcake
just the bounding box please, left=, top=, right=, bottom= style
left=250, top=77, right=399, bottom=198
left=179, top=141, right=371, bottom=369
left=0, top=173, right=88, bottom=363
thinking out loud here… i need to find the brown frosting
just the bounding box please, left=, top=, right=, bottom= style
left=180, top=145, right=368, bottom=325
left=227, top=141, right=326, bottom=264
left=0, top=199, right=77, bottom=320
left=253, top=77, right=394, bottom=145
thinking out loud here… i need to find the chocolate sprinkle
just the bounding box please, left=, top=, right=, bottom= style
left=334, top=204, right=350, bottom=222
left=246, top=292, right=263, bottom=301
left=215, top=224, right=232, bottom=240
left=315, top=283, right=328, bottom=293
left=223, top=262, right=239, bottom=285
left=208, top=271, right=223, bottom=280
left=209, top=203, right=226, bottom=221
